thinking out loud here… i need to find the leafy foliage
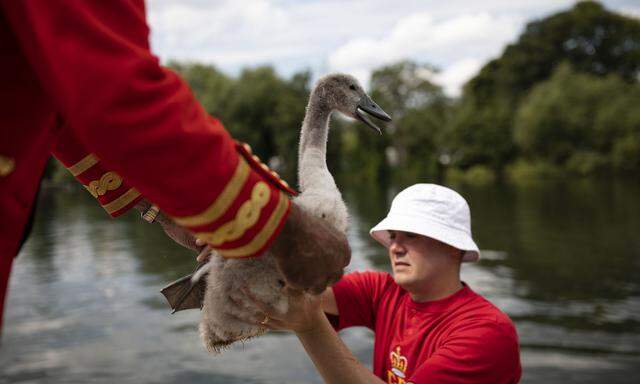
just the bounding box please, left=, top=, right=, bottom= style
left=359, top=61, right=451, bottom=181
left=449, top=0, right=640, bottom=175
left=162, top=1, right=640, bottom=186
left=514, top=63, right=640, bottom=175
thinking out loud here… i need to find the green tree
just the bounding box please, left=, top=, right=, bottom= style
left=344, top=61, right=450, bottom=181
left=223, top=67, right=309, bottom=179
left=514, top=63, right=640, bottom=175
left=450, top=1, right=640, bottom=172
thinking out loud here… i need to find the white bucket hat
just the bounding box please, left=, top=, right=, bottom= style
left=370, top=184, right=480, bottom=262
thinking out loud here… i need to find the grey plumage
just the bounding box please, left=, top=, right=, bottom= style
left=198, top=74, right=381, bottom=352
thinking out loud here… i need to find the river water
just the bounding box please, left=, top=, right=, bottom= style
left=1, top=177, right=639, bottom=383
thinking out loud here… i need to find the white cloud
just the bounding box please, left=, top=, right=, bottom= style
left=621, top=7, right=640, bottom=19
left=328, top=12, right=521, bottom=94
left=433, top=58, right=483, bottom=97
left=149, top=0, right=291, bottom=65
left=146, top=0, right=640, bottom=95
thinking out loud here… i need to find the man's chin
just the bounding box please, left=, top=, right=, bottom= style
left=392, top=272, right=416, bottom=289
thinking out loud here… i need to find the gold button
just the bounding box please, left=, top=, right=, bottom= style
left=0, top=155, right=15, bottom=177
left=242, top=143, right=252, bottom=154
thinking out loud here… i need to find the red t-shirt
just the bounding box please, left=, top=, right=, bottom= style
left=331, top=271, right=522, bottom=384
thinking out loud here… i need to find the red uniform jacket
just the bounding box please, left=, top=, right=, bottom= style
left=0, top=0, right=295, bottom=333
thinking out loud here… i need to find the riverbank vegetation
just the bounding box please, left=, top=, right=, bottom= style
left=45, top=1, right=640, bottom=187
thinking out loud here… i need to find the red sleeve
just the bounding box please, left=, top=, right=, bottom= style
left=1, top=1, right=292, bottom=258
left=407, top=320, right=522, bottom=384
left=52, top=124, right=142, bottom=217
left=331, top=271, right=392, bottom=331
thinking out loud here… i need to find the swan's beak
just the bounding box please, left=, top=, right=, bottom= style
left=355, top=95, right=392, bottom=134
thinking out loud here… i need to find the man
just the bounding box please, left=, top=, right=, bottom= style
left=244, top=184, right=522, bottom=383
left=0, top=1, right=349, bottom=334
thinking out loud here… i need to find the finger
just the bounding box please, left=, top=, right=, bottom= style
left=254, top=312, right=286, bottom=331
left=196, top=247, right=211, bottom=263
left=195, top=238, right=206, bottom=247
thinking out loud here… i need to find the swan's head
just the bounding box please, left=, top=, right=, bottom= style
left=313, top=73, right=391, bottom=134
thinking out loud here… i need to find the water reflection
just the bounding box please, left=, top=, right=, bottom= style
left=1, top=177, right=639, bottom=383
left=458, top=179, right=640, bottom=344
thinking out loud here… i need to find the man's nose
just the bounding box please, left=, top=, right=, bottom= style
left=390, top=240, right=406, bottom=256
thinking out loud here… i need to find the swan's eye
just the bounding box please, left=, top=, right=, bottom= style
left=349, top=84, right=356, bottom=90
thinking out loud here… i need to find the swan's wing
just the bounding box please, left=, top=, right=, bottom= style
left=160, top=264, right=207, bottom=313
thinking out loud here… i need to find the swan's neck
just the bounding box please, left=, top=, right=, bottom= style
left=298, top=96, right=332, bottom=189
left=299, top=99, right=331, bottom=158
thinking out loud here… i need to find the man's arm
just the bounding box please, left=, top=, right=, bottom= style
left=238, top=272, right=392, bottom=382
left=52, top=125, right=201, bottom=251
left=1, top=0, right=349, bottom=291
left=2, top=0, right=285, bottom=257
left=296, top=309, right=384, bottom=384
left=245, top=290, right=383, bottom=384
left=321, top=288, right=339, bottom=316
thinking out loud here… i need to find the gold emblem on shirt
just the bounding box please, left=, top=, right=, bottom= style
left=387, top=346, right=408, bottom=384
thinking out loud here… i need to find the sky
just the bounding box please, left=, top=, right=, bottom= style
left=147, top=0, right=640, bottom=96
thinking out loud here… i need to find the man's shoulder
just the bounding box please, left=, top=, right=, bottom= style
left=466, top=293, right=516, bottom=336
left=337, top=270, right=401, bottom=301
left=452, top=288, right=518, bottom=339
left=343, top=270, right=394, bottom=286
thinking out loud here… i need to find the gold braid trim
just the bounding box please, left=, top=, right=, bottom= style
left=103, top=188, right=141, bottom=214
left=195, top=182, right=270, bottom=246
left=217, top=191, right=289, bottom=258
left=171, top=158, right=250, bottom=227
left=85, top=171, right=123, bottom=197
left=68, top=154, right=98, bottom=176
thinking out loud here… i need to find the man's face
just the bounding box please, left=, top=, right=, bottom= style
left=387, top=230, right=460, bottom=290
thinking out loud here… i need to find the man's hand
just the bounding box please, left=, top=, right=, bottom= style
left=270, top=202, right=351, bottom=294
left=135, top=200, right=201, bottom=251
left=154, top=211, right=201, bottom=250
left=238, top=287, right=325, bottom=334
